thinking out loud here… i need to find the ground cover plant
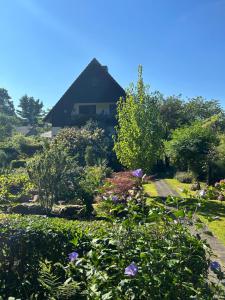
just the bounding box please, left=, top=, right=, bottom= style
left=0, top=172, right=224, bottom=299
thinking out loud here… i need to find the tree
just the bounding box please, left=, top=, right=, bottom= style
left=184, top=97, right=223, bottom=123
left=114, top=66, right=164, bottom=173
left=159, top=95, right=185, bottom=136
left=0, top=113, right=18, bottom=141
left=0, top=88, right=15, bottom=116
left=17, top=95, right=43, bottom=126
left=165, top=119, right=219, bottom=183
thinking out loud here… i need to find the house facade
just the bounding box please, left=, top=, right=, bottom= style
left=44, top=58, right=126, bottom=136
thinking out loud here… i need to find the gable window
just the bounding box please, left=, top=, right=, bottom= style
left=79, top=105, right=96, bottom=115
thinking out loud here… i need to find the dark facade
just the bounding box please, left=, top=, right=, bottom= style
left=44, top=58, right=126, bottom=129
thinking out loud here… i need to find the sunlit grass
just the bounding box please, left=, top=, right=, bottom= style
left=143, top=182, right=158, bottom=197
left=165, top=179, right=225, bottom=245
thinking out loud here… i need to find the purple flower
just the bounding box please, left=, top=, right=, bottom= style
left=112, top=195, right=119, bottom=202
left=68, top=251, right=79, bottom=262
left=210, top=261, right=221, bottom=272
left=132, top=169, right=143, bottom=178
left=124, top=262, right=138, bottom=276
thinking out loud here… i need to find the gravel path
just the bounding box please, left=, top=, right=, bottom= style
left=154, top=179, right=180, bottom=198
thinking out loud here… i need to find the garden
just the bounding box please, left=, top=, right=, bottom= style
left=1, top=71, right=225, bottom=299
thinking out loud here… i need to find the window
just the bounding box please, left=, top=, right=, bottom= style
left=79, top=105, right=96, bottom=114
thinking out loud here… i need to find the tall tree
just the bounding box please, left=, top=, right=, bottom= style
left=114, top=66, right=164, bottom=173
left=0, top=88, right=15, bottom=116
left=184, top=96, right=223, bottom=123
left=17, top=95, right=43, bottom=126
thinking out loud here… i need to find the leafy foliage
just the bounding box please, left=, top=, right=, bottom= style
left=27, top=143, right=82, bottom=211
left=54, top=126, right=108, bottom=166
left=114, top=66, right=164, bottom=173
left=166, top=120, right=219, bottom=182
left=0, top=172, right=34, bottom=203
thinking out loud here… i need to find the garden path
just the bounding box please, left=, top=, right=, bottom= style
left=154, top=179, right=180, bottom=198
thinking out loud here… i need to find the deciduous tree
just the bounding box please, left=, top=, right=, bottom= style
left=114, top=66, right=164, bottom=173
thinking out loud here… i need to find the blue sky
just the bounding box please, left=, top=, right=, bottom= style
left=1, top=0, right=225, bottom=109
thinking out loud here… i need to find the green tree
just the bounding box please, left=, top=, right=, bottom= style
left=114, top=66, right=164, bottom=173
left=166, top=119, right=219, bottom=183
left=0, top=113, right=19, bottom=141
left=184, top=97, right=223, bottom=122
left=17, top=95, right=43, bottom=126
left=0, top=88, right=15, bottom=116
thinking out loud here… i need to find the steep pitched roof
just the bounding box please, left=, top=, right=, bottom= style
left=45, top=58, right=125, bottom=123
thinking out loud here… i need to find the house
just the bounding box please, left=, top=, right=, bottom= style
left=44, top=58, right=126, bottom=136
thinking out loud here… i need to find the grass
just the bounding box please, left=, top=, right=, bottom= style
left=198, top=200, right=225, bottom=245
left=143, top=181, right=158, bottom=197
left=165, top=178, right=206, bottom=197
left=165, top=178, right=225, bottom=245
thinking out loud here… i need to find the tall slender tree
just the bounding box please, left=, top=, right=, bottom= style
left=114, top=66, right=164, bottom=173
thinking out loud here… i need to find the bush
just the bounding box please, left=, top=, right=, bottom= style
left=27, top=143, right=82, bottom=211
left=0, top=214, right=102, bottom=299
left=54, top=127, right=108, bottom=167
left=0, top=172, right=34, bottom=203
left=10, top=159, right=26, bottom=169
left=175, top=171, right=194, bottom=183
left=0, top=197, right=218, bottom=299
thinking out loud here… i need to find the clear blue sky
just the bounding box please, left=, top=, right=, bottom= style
left=1, top=0, right=225, bottom=109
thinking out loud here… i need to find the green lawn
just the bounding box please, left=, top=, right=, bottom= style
left=165, top=178, right=198, bottom=197
left=143, top=182, right=158, bottom=197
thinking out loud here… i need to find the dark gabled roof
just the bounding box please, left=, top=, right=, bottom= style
left=45, top=58, right=126, bottom=123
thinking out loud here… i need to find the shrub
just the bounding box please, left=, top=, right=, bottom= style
left=10, top=159, right=26, bottom=169
left=175, top=171, right=194, bottom=183
left=27, top=143, right=82, bottom=212
left=103, top=171, right=139, bottom=197
left=0, top=172, right=34, bottom=203
left=0, top=214, right=102, bottom=299
left=54, top=127, right=108, bottom=166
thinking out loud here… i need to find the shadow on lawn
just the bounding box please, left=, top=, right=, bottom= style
left=151, top=196, right=225, bottom=219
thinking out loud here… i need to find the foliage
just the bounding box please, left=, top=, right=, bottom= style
left=1, top=174, right=224, bottom=299
left=17, top=94, right=44, bottom=126
left=175, top=171, right=194, bottom=183
left=0, top=172, right=34, bottom=203
left=166, top=120, right=219, bottom=182
left=39, top=192, right=220, bottom=300
left=27, top=143, right=82, bottom=211
left=10, top=159, right=26, bottom=169
left=103, top=171, right=139, bottom=198
left=184, top=97, right=224, bottom=123
left=0, top=88, right=15, bottom=116
left=54, top=126, right=108, bottom=167
left=114, top=67, right=164, bottom=173
left=159, top=95, right=225, bottom=138
left=0, top=214, right=103, bottom=299
left=0, top=150, right=8, bottom=168
left=0, top=113, right=19, bottom=141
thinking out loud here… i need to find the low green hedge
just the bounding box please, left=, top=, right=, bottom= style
left=0, top=214, right=105, bottom=298
left=0, top=211, right=217, bottom=299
